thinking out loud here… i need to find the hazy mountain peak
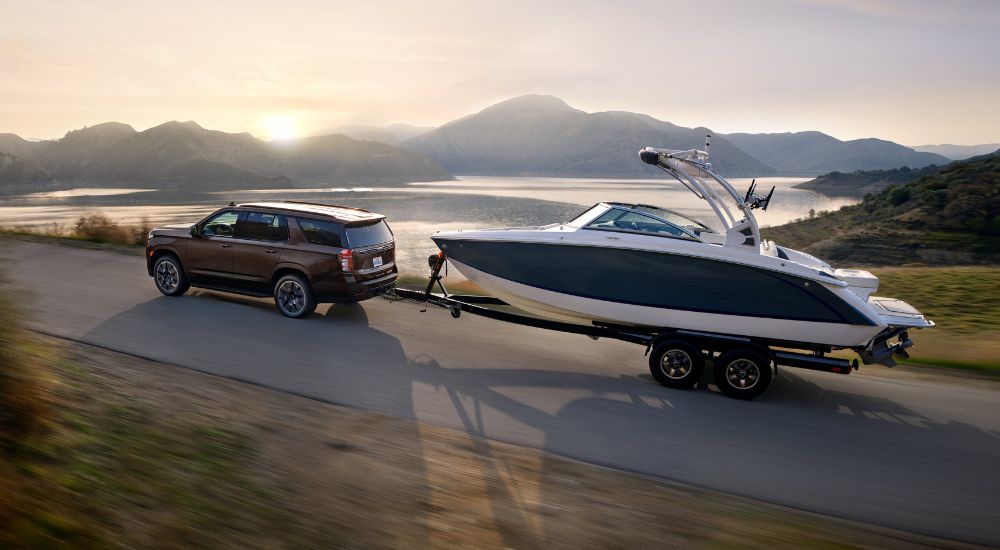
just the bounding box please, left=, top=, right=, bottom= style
left=149, top=120, right=205, bottom=132
left=404, top=95, right=773, bottom=177
left=62, top=121, right=136, bottom=142
left=0, top=133, right=31, bottom=144
left=911, top=143, right=1000, bottom=160
left=480, top=94, right=582, bottom=115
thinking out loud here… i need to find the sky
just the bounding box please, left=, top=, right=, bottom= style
left=1, top=0, right=998, bottom=144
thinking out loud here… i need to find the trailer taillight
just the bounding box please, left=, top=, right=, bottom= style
left=339, top=249, right=353, bottom=272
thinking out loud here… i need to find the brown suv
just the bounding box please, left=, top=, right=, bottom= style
left=146, top=201, right=398, bottom=318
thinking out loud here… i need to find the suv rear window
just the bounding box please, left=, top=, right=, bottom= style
left=345, top=220, right=393, bottom=248
left=298, top=218, right=344, bottom=247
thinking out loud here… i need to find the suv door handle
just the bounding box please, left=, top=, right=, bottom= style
left=220, top=243, right=232, bottom=248
left=265, top=249, right=277, bottom=254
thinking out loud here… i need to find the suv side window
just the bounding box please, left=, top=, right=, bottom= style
left=298, top=218, right=344, bottom=248
left=201, top=210, right=240, bottom=237
left=236, top=211, right=288, bottom=241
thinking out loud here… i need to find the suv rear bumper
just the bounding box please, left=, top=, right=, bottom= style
left=316, top=270, right=398, bottom=303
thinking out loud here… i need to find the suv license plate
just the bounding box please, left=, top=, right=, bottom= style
left=372, top=256, right=383, bottom=268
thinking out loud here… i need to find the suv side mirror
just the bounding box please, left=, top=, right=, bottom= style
left=190, top=225, right=200, bottom=237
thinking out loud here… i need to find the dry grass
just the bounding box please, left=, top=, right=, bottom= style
left=867, top=266, right=1000, bottom=369
left=2, top=213, right=150, bottom=247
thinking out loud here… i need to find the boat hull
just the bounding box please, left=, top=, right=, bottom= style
left=436, top=238, right=883, bottom=347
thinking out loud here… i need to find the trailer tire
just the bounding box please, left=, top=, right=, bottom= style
left=649, top=340, right=705, bottom=389
left=713, top=348, right=772, bottom=400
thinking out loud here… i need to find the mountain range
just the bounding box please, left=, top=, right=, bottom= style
left=401, top=95, right=950, bottom=178
left=401, top=95, right=774, bottom=177
left=0, top=121, right=450, bottom=194
left=910, top=143, right=1000, bottom=160
left=1, top=94, right=981, bottom=193
left=723, top=131, right=948, bottom=174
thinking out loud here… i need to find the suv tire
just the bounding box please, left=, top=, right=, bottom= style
left=153, top=255, right=189, bottom=296
left=274, top=273, right=316, bottom=318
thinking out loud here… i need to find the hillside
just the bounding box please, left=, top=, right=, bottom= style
left=402, top=95, right=776, bottom=178
left=275, top=133, right=448, bottom=184
left=0, top=133, right=40, bottom=158
left=794, top=164, right=944, bottom=197
left=0, top=152, right=57, bottom=194
left=0, top=122, right=451, bottom=193
left=723, top=131, right=949, bottom=175
left=332, top=123, right=433, bottom=145
left=763, top=151, right=1000, bottom=265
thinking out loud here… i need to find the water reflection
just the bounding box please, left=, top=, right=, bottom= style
left=0, top=176, right=857, bottom=275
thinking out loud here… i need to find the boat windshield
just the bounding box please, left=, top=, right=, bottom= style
left=582, top=207, right=698, bottom=240
left=629, top=205, right=715, bottom=234
left=566, top=202, right=715, bottom=236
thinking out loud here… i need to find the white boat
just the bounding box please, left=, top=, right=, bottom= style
left=432, top=144, right=933, bottom=368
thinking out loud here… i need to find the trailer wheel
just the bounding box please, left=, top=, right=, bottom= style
left=713, top=349, right=773, bottom=400
left=649, top=340, right=705, bottom=389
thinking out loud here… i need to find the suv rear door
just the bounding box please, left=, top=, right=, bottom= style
left=232, top=211, right=289, bottom=288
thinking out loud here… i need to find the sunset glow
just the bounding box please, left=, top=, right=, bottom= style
left=260, top=115, right=299, bottom=141
left=1, top=0, right=997, bottom=144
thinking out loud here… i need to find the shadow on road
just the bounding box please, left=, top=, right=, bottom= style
left=77, top=290, right=1000, bottom=545
left=405, top=355, right=1000, bottom=545
left=80, top=293, right=442, bottom=545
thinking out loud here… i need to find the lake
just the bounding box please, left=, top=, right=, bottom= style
left=0, top=176, right=856, bottom=275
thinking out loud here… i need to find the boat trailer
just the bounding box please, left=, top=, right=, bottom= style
left=388, top=253, right=860, bottom=400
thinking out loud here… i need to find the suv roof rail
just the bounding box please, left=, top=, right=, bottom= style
left=275, top=200, right=374, bottom=214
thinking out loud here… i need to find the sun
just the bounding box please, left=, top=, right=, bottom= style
left=261, top=115, right=298, bottom=141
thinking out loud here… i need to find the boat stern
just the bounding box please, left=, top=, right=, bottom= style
left=868, top=296, right=934, bottom=330
left=858, top=295, right=934, bottom=366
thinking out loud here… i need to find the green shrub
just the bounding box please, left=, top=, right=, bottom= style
left=888, top=186, right=911, bottom=206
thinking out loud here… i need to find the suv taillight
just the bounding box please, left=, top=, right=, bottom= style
left=339, top=249, right=353, bottom=272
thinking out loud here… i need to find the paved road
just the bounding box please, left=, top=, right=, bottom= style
left=3, top=240, right=999, bottom=545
